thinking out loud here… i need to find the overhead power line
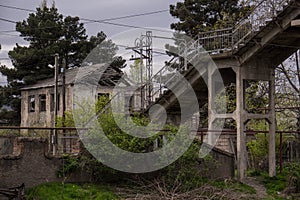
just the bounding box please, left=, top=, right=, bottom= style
left=0, top=30, right=16, bottom=33
left=83, top=19, right=172, bottom=33
left=0, top=4, right=168, bottom=23
left=0, top=4, right=35, bottom=12
left=0, top=17, right=16, bottom=24
left=82, top=9, right=169, bottom=24
left=0, top=3, right=171, bottom=33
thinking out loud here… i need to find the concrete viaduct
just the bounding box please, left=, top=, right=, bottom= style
left=144, top=0, right=300, bottom=181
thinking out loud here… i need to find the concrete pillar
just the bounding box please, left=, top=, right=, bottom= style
left=207, top=67, right=215, bottom=145
left=236, top=67, right=247, bottom=181
left=269, top=69, right=276, bottom=177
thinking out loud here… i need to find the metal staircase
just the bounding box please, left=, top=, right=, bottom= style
left=99, top=0, right=300, bottom=121
left=196, top=0, right=293, bottom=54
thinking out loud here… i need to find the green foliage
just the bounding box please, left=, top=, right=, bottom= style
left=248, top=163, right=300, bottom=198
left=56, top=155, right=80, bottom=178
left=26, top=183, right=119, bottom=200
left=83, top=32, right=120, bottom=67
left=58, top=96, right=225, bottom=192
left=2, top=1, right=97, bottom=84
left=158, top=140, right=210, bottom=192
left=214, top=84, right=236, bottom=114
left=284, top=162, right=300, bottom=194
left=0, top=1, right=122, bottom=125
left=244, top=81, right=268, bottom=114
left=213, top=81, right=268, bottom=129
left=0, top=83, right=22, bottom=125
left=255, top=171, right=287, bottom=198
left=169, top=0, right=249, bottom=37
left=55, top=111, right=75, bottom=128
left=247, top=130, right=291, bottom=171
left=247, top=133, right=269, bottom=170
left=211, top=179, right=256, bottom=194
left=0, top=129, right=20, bottom=136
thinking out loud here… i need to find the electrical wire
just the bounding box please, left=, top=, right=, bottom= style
left=0, top=4, right=171, bottom=33
left=0, top=30, right=16, bottom=33
left=81, top=9, right=169, bottom=24
left=0, top=17, right=16, bottom=24
left=0, top=3, right=168, bottom=23
left=2, top=3, right=300, bottom=64
left=0, top=4, right=34, bottom=12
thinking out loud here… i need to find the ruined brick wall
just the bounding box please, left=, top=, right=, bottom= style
left=0, top=137, right=89, bottom=188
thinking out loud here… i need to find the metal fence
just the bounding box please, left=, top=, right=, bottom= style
left=196, top=128, right=300, bottom=173
left=0, top=126, right=80, bottom=156
left=0, top=126, right=299, bottom=173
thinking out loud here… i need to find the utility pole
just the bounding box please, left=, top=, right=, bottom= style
left=62, top=58, right=66, bottom=153
left=53, top=53, right=59, bottom=156
left=139, top=37, right=144, bottom=110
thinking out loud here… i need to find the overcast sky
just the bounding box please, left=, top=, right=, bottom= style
left=0, top=0, right=181, bottom=83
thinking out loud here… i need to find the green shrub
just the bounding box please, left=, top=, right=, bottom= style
left=56, top=96, right=222, bottom=192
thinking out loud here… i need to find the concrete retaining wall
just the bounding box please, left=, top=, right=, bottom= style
left=0, top=137, right=89, bottom=188
left=0, top=137, right=235, bottom=190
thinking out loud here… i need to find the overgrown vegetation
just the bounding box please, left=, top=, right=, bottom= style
left=57, top=96, right=205, bottom=189
left=248, top=162, right=300, bottom=199
left=26, top=183, right=118, bottom=200
left=26, top=179, right=259, bottom=200
left=55, top=100, right=259, bottom=199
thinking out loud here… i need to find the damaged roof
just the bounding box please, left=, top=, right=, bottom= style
left=21, top=63, right=130, bottom=90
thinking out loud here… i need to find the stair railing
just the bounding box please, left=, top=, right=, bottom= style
left=196, top=0, right=292, bottom=54
left=89, top=0, right=293, bottom=115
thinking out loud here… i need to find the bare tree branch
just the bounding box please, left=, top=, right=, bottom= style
left=279, top=63, right=299, bottom=94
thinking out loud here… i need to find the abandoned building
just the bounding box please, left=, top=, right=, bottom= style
left=20, top=63, right=134, bottom=128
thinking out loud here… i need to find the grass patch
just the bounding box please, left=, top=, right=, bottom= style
left=262, top=175, right=287, bottom=195
left=210, top=179, right=256, bottom=194
left=26, top=183, right=119, bottom=200
left=248, top=171, right=287, bottom=196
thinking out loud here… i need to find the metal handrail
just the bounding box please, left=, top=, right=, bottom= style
left=196, top=0, right=292, bottom=53
left=95, top=1, right=293, bottom=113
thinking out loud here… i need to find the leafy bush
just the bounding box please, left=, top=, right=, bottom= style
left=56, top=155, right=80, bottom=178
left=57, top=95, right=221, bottom=192
left=283, top=162, right=300, bottom=194
left=247, top=131, right=293, bottom=171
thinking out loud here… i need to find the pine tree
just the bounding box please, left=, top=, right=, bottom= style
left=1, top=1, right=88, bottom=84
left=169, top=0, right=247, bottom=37
left=0, top=1, right=121, bottom=125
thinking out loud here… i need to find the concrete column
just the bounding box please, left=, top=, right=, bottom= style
left=207, top=67, right=215, bottom=145
left=236, top=67, right=247, bottom=181
left=269, top=69, right=276, bottom=177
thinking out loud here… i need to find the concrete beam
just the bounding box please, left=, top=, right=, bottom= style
left=291, top=19, right=300, bottom=27
left=238, top=8, right=300, bottom=65
left=213, top=113, right=235, bottom=119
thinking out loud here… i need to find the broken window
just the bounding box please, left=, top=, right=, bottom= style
left=29, top=95, right=35, bottom=112
left=39, top=94, right=46, bottom=112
